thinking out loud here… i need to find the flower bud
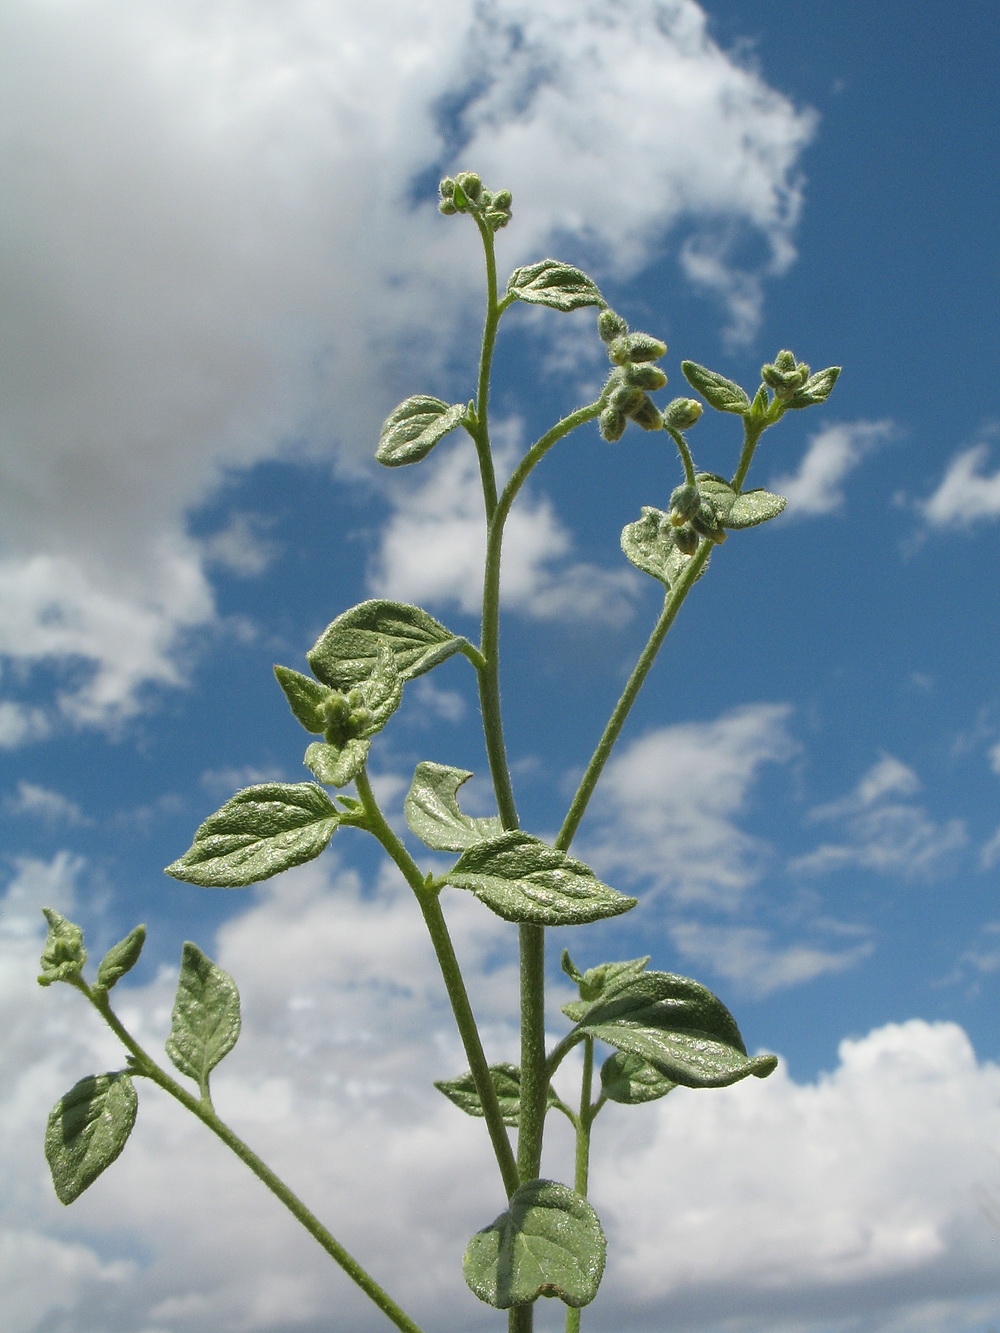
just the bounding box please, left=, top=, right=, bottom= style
left=599, top=406, right=627, bottom=441
left=761, top=350, right=810, bottom=399
left=609, top=382, right=646, bottom=415
left=438, top=200, right=458, bottom=216
left=625, top=363, right=668, bottom=391
left=628, top=396, right=663, bottom=430
left=662, top=397, right=704, bottom=430
left=668, top=482, right=701, bottom=526
left=492, top=189, right=512, bottom=210
left=439, top=177, right=456, bottom=200
left=674, top=524, right=700, bottom=555
left=691, top=499, right=727, bottom=543
left=597, top=309, right=629, bottom=344
left=455, top=171, right=483, bottom=204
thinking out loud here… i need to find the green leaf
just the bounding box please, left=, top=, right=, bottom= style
left=435, top=1063, right=561, bottom=1127
left=725, top=489, right=787, bottom=528
left=304, top=738, right=370, bottom=787
left=695, top=472, right=738, bottom=524
left=376, top=395, right=466, bottom=466
left=404, top=762, right=503, bottom=851
left=37, top=908, right=87, bottom=986
left=358, top=642, right=403, bottom=732
left=787, top=365, right=840, bottom=408
left=463, top=1179, right=606, bottom=1309
left=165, top=942, right=241, bottom=1089
left=445, top=832, right=637, bottom=926
left=621, top=507, right=707, bottom=587
left=561, top=954, right=652, bottom=1020
left=680, top=361, right=751, bottom=414
left=165, top=782, right=340, bottom=887
left=600, top=1051, right=676, bottom=1105
left=274, top=665, right=331, bottom=733
left=506, top=259, right=604, bottom=312
left=572, top=971, right=779, bottom=1089
left=307, top=600, right=468, bottom=690
left=45, top=1072, right=138, bottom=1204
left=94, top=925, right=146, bottom=993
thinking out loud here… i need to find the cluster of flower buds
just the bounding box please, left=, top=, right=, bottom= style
left=761, top=349, right=810, bottom=399
left=319, top=688, right=372, bottom=747
left=597, top=309, right=668, bottom=441
left=438, top=173, right=513, bottom=231
left=667, top=476, right=728, bottom=552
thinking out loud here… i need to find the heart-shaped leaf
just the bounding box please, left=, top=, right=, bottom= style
left=600, top=1050, right=676, bottom=1105
left=435, top=1063, right=561, bottom=1127
left=376, top=395, right=466, bottom=466
left=506, top=259, right=604, bottom=312
left=680, top=361, right=751, bottom=413
left=45, top=1071, right=138, bottom=1204
left=308, top=601, right=468, bottom=690
left=165, top=783, right=340, bottom=887
left=404, top=762, right=503, bottom=851
left=445, top=832, right=636, bottom=926
left=725, top=489, right=787, bottom=528
left=463, top=1179, right=606, bottom=1309
left=165, top=942, right=241, bottom=1091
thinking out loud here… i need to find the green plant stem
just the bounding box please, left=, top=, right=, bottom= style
left=81, top=984, right=425, bottom=1333
left=556, top=538, right=713, bottom=853
left=730, top=414, right=769, bottom=492
left=472, top=214, right=502, bottom=522
left=666, top=424, right=697, bottom=485
left=562, top=1040, right=596, bottom=1333
left=354, top=768, right=520, bottom=1198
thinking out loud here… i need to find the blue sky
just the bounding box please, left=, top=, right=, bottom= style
left=3, top=1, right=1000, bottom=1330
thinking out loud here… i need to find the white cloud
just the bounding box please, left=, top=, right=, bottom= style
left=793, top=754, right=967, bottom=878
left=584, top=703, right=798, bottom=907
left=769, top=419, right=893, bottom=517
left=1, top=0, right=816, bottom=732
left=369, top=441, right=638, bottom=623
left=6, top=867, right=1000, bottom=1332
left=921, top=442, right=1000, bottom=528
left=6, top=782, right=88, bottom=827
left=670, top=921, right=873, bottom=998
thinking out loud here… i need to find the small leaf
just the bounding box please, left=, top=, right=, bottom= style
left=464, top=1179, right=606, bottom=1309
left=359, top=642, right=403, bottom=733
left=445, top=832, right=636, bottom=926
left=308, top=600, right=468, bottom=690
left=274, top=665, right=331, bottom=733
left=165, top=783, right=340, bottom=887
left=695, top=472, right=738, bottom=524
left=680, top=361, right=751, bottom=414
left=572, top=971, right=778, bottom=1089
left=787, top=366, right=840, bottom=408
left=165, top=942, right=241, bottom=1089
left=725, top=489, right=787, bottom=528
left=376, top=395, right=466, bottom=466
left=304, top=738, right=370, bottom=787
left=45, top=1072, right=138, bottom=1204
left=621, top=507, right=707, bottom=587
left=506, top=259, right=604, bottom=312
left=600, top=1051, right=676, bottom=1105
left=561, top=955, right=652, bottom=1019
left=37, top=908, right=87, bottom=986
left=435, top=1063, right=561, bottom=1127
left=404, top=762, right=503, bottom=851
left=95, top=925, right=146, bottom=992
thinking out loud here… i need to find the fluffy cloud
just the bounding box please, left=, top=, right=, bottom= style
left=669, top=921, right=874, bottom=998
left=768, top=419, right=893, bottom=517
left=920, top=441, right=1000, bottom=528
left=6, top=856, right=1000, bottom=1332
left=2, top=0, right=815, bottom=731
left=583, top=703, right=798, bottom=907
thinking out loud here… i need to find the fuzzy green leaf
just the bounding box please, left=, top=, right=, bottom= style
left=680, top=361, right=751, bottom=413
left=506, top=259, right=604, bottom=312
left=435, top=1063, right=561, bottom=1127
left=787, top=366, right=841, bottom=408
left=561, top=954, right=651, bottom=1020
left=600, top=1050, right=676, bottom=1105
left=307, top=600, right=468, bottom=690
left=404, top=762, right=503, bottom=851
left=621, top=507, right=707, bottom=587
left=376, top=395, right=466, bottom=466
left=165, top=942, right=241, bottom=1089
left=445, top=832, right=636, bottom=926
left=464, top=1179, right=606, bottom=1309
left=304, top=738, right=370, bottom=787
left=94, top=925, right=146, bottom=993
left=573, top=971, right=778, bottom=1089
left=274, top=665, right=331, bottom=733
left=725, top=489, right=787, bottom=528
left=37, top=908, right=87, bottom=986
left=165, top=783, right=340, bottom=887
left=695, top=472, right=738, bottom=524
left=45, top=1072, right=137, bottom=1204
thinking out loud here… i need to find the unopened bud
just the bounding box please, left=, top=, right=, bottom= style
left=674, top=524, right=700, bottom=555
left=438, top=200, right=458, bottom=216
left=597, top=309, right=629, bottom=344
left=663, top=397, right=704, bottom=430
left=609, top=382, right=646, bottom=415
left=439, top=177, right=456, bottom=200
left=455, top=171, right=483, bottom=204
left=628, top=396, right=663, bottom=430
left=668, top=482, right=701, bottom=525
left=625, top=363, right=668, bottom=391
left=761, top=349, right=810, bottom=399
left=691, top=499, right=727, bottom=543
left=599, top=407, right=627, bottom=442
left=492, top=189, right=512, bottom=210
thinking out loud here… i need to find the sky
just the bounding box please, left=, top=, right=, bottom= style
left=3, top=0, right=1000, bottom=1330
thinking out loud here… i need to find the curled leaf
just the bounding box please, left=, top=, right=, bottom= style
left=404, top=762, right=502, bottom=851
left=506, top=259, right=604, bottom=311
left=308, top=600, right=468, bottom=690
left=376, top=396, right=466, bottom=466
left=680, top=361, right=751, bottom=414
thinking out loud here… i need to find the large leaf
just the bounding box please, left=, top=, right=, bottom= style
left=621, top=507, right=705, bottom=587
left=572, top=971, right=778, bottom=1089
left=307, top=600, right=468, bottom=690
left=506, top=259, right=604, bottom=312
left=725, top=489, right=787, bottom=528
left=600, top=1051, right=676, bottom=1105
left=445, top=832, right=636, bottom=926
left=404, top=762, right=503, bottom=851
left=165, top=942, right=241, bottom=1090
left=45, top=1072, right=138, bottom=1204
left=376, top=395, right=466, bottom=466
left=464, top=1179, right=606, bottom=1309
left=95, top=925, right=146, bottom=993
left=680, top=361, right=751, bottom=413
left=435, top=1063, right=561, bottom=1127
left=165, top=782, right=340, bottom=887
